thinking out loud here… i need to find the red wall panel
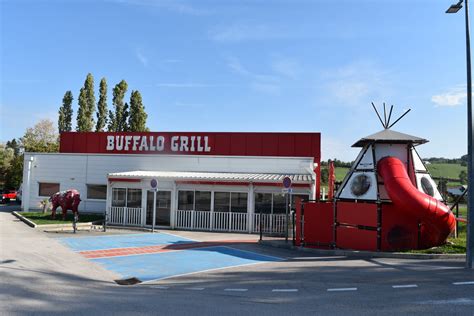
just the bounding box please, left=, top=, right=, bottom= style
left=336, top=226, right=377, bottom=251
left=303, top=202, right=334, bottom=245
left=337, top=201, right=377, bottom=227
left=59, top=132, right=320, bottom=162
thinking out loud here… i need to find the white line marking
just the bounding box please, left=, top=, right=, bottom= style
left=327, top=287, right=358, bottom=292
left=453, top=281, right=474, bottom=285
left=272, top=289, right=299, bottom=292
left=392, top=284, right=418, bottom=289
left=150, top=286, right=169, bottom=289
left=224, top=288, right=248, bottom=292
left=185, top=287, right=205, bottom=291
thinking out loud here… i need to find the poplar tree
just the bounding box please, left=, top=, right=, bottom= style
left=96, top=78, right=108, bottom=131
left=128, top=90, right=148, bottom=132
left=76, top=73, right=95, bottom=131
left=61, top=91, right=73, bottom=132
left=108, top=80, right=128, bottom=131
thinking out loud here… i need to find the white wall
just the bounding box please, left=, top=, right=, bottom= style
left=22, top=152, right=314, bottom=213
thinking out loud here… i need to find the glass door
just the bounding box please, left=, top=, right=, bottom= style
left=146, top=190, right=171, bottom=226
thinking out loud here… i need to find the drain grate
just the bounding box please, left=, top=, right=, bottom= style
left=114, top=277, right=142, bottom=285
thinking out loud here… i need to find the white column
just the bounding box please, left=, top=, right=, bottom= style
left=210, top=191, right=215, bottom=231
left=141, top=182, right=147, bottom=227
left=22, top=156, right=34, bottom=212
left=247, top=184, right=254, bottom=233
left=105, top=180, right=112, bottom=224
left=170, top=182, right=177, bottom=229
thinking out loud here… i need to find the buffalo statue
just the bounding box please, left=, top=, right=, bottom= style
left=49, top=189, right=81, bottom=220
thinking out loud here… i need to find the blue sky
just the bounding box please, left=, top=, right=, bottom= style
left=0, top=0, right=470, bottom=161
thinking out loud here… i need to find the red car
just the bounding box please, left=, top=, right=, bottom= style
left=1, top=190, right=17, bottom=203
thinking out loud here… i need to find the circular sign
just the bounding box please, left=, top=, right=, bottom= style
left=283, top=176, right=292, bottom=189
left=150, top=179, right=158, bottom=189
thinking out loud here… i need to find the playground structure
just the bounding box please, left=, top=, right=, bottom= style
left=295, top=104, right=457, bottom=251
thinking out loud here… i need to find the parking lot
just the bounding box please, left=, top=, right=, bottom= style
left=59, top=232, right=280, bottom=283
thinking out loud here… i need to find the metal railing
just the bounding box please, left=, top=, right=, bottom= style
left=108, top=207, right=143, bottom=226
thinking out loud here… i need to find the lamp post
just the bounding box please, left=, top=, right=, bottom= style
left=446, top=0, right=474, bottom=269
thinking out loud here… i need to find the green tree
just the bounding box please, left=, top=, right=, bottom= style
left=76, top=73, right=95, bottom=131
left=59, top=91, right=73, bottom=132
left=459, top=170, right=468, bottom=185
left=108, top=80, right=128, bottom=131
left=128, top=90, right=148, bottom=132
left=6, top=139, right=20, bottom=156
left=96, top=78, right=108, bottom=131
left=21, top=119, right=59, bottom=153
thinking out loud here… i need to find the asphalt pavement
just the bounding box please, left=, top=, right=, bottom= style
left=1, top=204, right=474, bottom=315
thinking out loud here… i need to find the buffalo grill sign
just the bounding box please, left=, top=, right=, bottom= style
left=106, top=135, right=212, bottom=153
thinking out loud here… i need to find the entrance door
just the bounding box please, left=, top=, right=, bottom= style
left=146, top=191, right=172, bottom=226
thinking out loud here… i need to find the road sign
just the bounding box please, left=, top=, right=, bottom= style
left=150, top=179, right=158, bottom=191
left=283, top=176, right=292, bottom=189
left=282, top=188, right=293, bottom=194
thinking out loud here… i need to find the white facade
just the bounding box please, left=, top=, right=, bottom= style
left=22, top=152, right=315, bottom=233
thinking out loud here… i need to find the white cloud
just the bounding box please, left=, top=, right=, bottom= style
left=209, top=24, right=290, bottom=42
left=431, top=86, right=466, bottom=107
left=271, top=58, right=302, bottom=79
left=136, top=48, right=148, bottom=67
left=321, top=136, right=359, bottom=162
left=108, top=0, right=210, bottom=16
left=227, top=57, right=280, bottom=94
left=156, top=83, right=229, bottom=88
left=322, top=61, right=391, bottom=107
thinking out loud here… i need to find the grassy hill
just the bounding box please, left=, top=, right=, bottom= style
left=329, top=163, right=466, bottom=185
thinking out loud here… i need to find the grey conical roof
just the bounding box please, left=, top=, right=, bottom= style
left=352, top=129, right=428, bottom=147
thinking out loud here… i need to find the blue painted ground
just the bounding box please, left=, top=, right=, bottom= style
left=92, top=246, right=282, bottom=282
left=59, top=233, right=195, bottom=252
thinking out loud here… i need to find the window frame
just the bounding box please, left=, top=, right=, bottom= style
left=86, top=184, right=107, bottom=200
left=38, top=182, right=60, bottom=197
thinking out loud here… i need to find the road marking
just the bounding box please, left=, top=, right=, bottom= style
left=453, top=281, right=474, bottom=285
left=327, top=287, right=357, bottom=292
left=185, top=287, right=205, bottom=291
left=417, top=298, right=474, bottom=305
left=224, top=288, right=248, bottom=292
left=392, top=284, right=418, bottom=289
left=150, top=286, right=169, bottom=289
left=272, top=289, right=299, bottom=292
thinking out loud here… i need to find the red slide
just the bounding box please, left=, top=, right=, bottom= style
left=378, top=157, right=456, bottom=249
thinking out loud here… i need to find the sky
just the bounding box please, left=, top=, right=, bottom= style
left=0, top=0, right=471, bottom=161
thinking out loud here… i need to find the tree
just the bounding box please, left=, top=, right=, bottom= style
left=96, top=78, right=108, bottom=131
left=21, top=119, right=59, bottom=153
left=108, top=80, right=128, bottom=131
left=76, top=73, right=95, bottom=131
left=459, top=170, right=468, bottom=185
left=59, top=91, right=73, bottom=132
left=128, top=90, right=148, bottom=132
left=6, top=139, right=20, bottom=156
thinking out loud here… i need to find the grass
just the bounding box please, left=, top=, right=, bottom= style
left=426, top=163, right=466, bottom=180
left=20, top=212, right=104, bottom=225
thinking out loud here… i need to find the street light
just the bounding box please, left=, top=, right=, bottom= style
left=446, top=0, right=474, bottom=269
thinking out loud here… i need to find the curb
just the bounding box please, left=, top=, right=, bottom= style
left=12, top=211, right=37, bottom=228
left=259, top=240, right=466, bottom=260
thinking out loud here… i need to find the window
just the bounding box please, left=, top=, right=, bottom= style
left=195, top=191, right=211, bottom=211
left=214, top=192, right=248, bottom=213
left=214, top=192, right=230, bottom=212
left=255, top=193, right=272, bottom=214
left=39, top=183, right=59, bottom=197
left=87, top=184, right=106, bottom=200
left=178, top=191, right=194, bottom=210
left=273, top=193, right=286, bottom=214
left=112, top=188, right=126, bottom=207
left=291, top=194, right=310, bottom=210
left=111, top=188, right=141, bottom=207
left=127, top=189, right=142, bottom=208
left=231, top=192, right=248, bottom=212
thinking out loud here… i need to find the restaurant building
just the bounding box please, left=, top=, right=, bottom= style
left=21, top=132, right=320, bottom=234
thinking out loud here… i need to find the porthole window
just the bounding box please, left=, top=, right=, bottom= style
left=350, top=174, right=371, bottom=197
left=420, top=176, right=434, bottom=197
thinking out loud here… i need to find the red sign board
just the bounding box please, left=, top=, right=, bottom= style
left=59, top=132, right=321, bottom=161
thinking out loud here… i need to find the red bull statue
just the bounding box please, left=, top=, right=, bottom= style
left=49, top=189, right=81, bottom=220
